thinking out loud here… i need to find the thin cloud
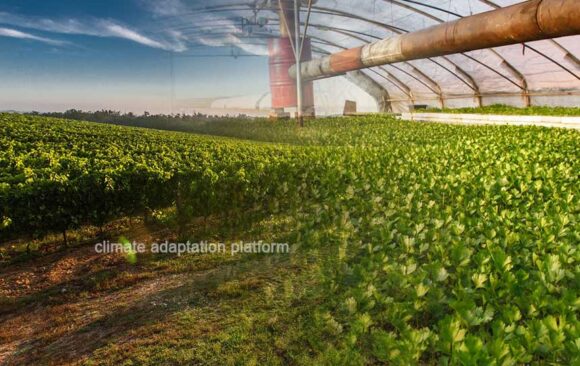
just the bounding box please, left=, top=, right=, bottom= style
left=140, top=0, right=187, bottom=17
left=139, top=1, right=273, bottom=56
left=165, top=11, right=269, bottom=56
left=0, top=27, right=68, bottom=45
left=0, top=12, right=186, bottom=52
left=100, top=21, right=186, bottom=51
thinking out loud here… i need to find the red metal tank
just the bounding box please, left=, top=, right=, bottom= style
left=268, top=37, right=314, bottom=109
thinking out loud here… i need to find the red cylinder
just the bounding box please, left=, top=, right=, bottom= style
left=268, top=37, right=314, bottom=109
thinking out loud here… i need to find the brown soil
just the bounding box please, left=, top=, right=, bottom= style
left=0, top=219, right=291, bottom=365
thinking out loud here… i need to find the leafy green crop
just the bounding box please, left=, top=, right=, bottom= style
left=1, top=113, right=578, bottom=364
left=425, top=104, right=580, bottom=116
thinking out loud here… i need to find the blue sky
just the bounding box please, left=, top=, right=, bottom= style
left=0, top=0, right=270, bottom=113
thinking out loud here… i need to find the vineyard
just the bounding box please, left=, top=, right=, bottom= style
left=1, top=113, right=579, bottom=365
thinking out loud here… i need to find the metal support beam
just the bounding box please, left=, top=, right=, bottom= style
left=500, top=60, right=531, bottom=107
left=289, top=0, right=580, bottom=80
left=278, top=0, right=295, bottom=39
left=293, top=0, right=303, bottom=126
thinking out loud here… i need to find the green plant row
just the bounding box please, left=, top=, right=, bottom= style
left=294, top=126, right=579, bottom=365
left=424, top=104, right=580, bottom=116
left=1, top=113, right=578, bottom=364
left=0, top=114, right=323, bottom=240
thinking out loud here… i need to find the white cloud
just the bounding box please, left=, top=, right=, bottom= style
left=100, top=21, right=186, bottom=51
left=165, top=11, right=268, bottom=56
left=0, top=12, right=91, bottom=35
left=140, top=0, right=187, bottom=17
left=0, top=4, right=273, bottom=55
left=166, top=30, right=188, bottom=52
left=0, top=12, right=186, bottom=52
left=0, top=27, right=68, bottom=45
left=137, top=2, right=275, bottom=56
left=104, top=23, right=165, bottom=48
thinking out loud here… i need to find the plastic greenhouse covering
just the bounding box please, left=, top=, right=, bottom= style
left=156, top=0, right=580, bottom=112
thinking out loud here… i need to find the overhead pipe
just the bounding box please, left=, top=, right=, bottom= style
left=478, top=0, right=580, bottom=68
left=290, top=0, right=580, bottom=80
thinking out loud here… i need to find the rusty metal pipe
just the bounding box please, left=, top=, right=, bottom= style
left=290, top=0, right=580, bottom=80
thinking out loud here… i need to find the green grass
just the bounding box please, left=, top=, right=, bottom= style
left=425, top=104, right=580, bottom=116
left=83, top=256, right=321, bottom=366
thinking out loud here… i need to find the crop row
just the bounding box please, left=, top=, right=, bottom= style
left=0, top=114, right=325, bottom=241
left=1, top=113, right=578, bottom=364
left=425, top=104, right=580, bottom=116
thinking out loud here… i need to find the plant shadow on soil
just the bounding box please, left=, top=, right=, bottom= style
left=0, top=210, right=317, bottom=365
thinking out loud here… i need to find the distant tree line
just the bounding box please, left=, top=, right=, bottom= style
left=30, top=109, right=254, bottom=133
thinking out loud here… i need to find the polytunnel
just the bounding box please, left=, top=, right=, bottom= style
left=119, top=0, right=580, bottom=113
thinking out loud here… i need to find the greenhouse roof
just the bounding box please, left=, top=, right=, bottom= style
left=155, top=0, right=580, bottom=107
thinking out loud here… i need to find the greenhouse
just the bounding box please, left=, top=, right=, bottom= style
left=152, top=0, right=580, bottom=116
